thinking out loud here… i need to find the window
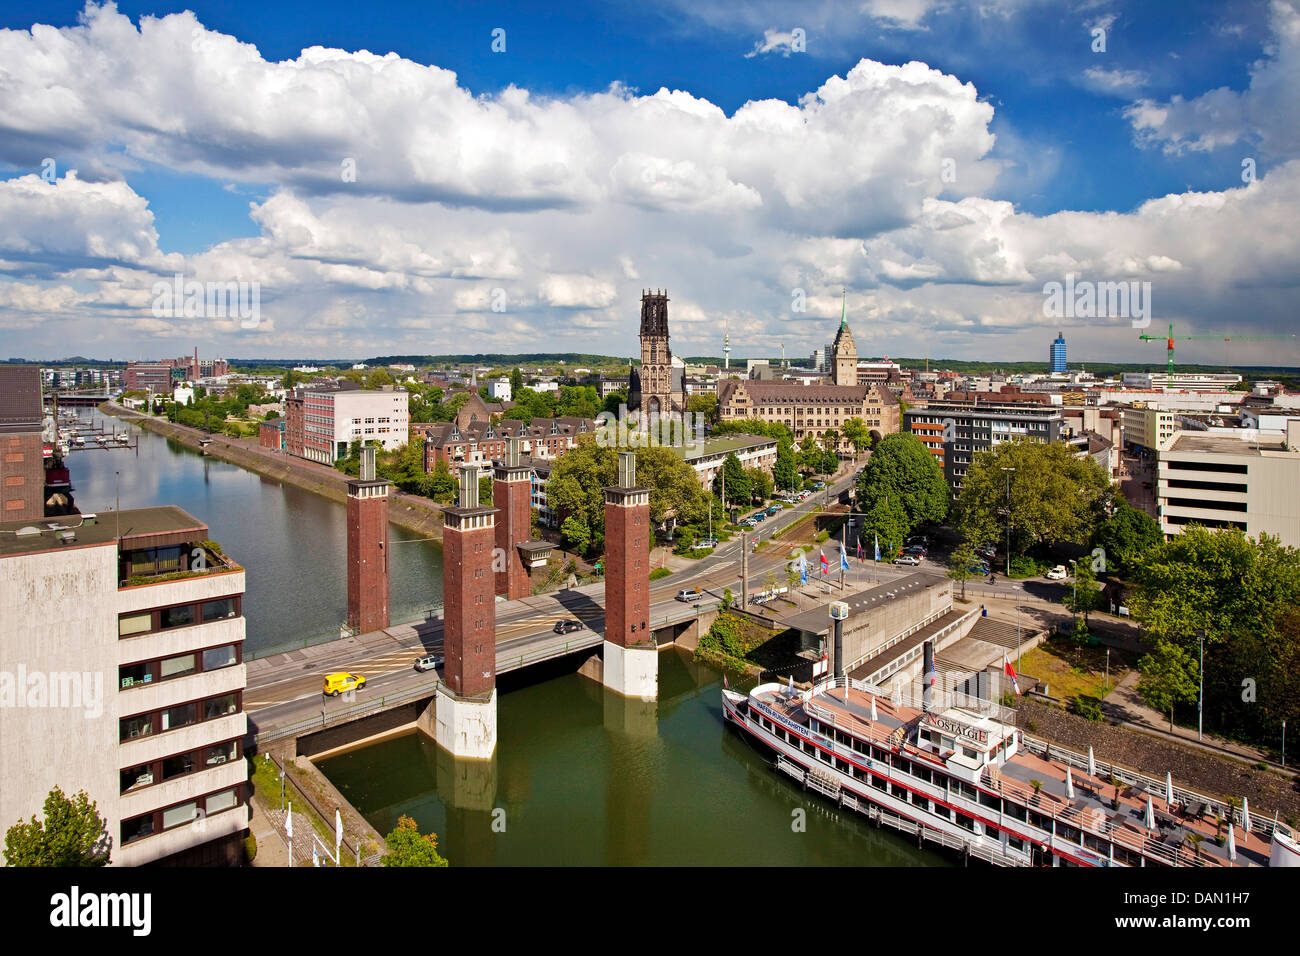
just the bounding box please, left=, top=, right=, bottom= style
left=162, top=801, right=198, bottom=830
left=160, top=604, right=195, bottom=629
left=162, top=753, right=195, bottom=780
left=160, top=653, right=196, bottom=680
left=201, top=597, right=237, bottom=622
left=204, top=694, right=238, bottom=721
left=206, top=788, right=238, bottom=814
left=119, top=662, right=151, bottom=689
left=119, top=613, right=151, bottom=637
left=120, top=713, right=153, bottom=741
left=203, top=644, right=238, bottom=671
left=162, top=703, right=196, bottom=731
left=121, top=763, right=153, bottom=793
left=121, top=814, right=154, bottom=845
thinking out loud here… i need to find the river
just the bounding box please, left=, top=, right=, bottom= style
left=66, top=410, right=444, bottom=657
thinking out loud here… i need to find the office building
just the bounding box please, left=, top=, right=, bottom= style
left=904, top=401, right=1064, bottom=495
left=1050, top=332, right=1067, bottom=374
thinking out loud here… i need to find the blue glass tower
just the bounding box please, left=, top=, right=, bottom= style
left=1050, top=331, right=1067, bottom=373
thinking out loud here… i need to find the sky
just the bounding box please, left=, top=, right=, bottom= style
left=1, top=0, right=1298, bottom=367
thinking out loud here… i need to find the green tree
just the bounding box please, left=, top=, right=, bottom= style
left=772, top=438, right=798, bottom=492
left=1065, top=560, right=1102, bottom=623
left=382, top=815, right=449, bottom=867
left=798, top=434, right=821, bottom=472
left=858, top=494, right=909, bottom=559
left=1090, top=498, right=1164, bottom=577
left=427, top=459, right=456, bottom=503
left=510, top=367, right=523, bottom=396
left=561, top=514, right=592, bottom=555
left=746, top=466, right=773, bottom=504
left=4, top=786, right=110, bottom=867
left=947, top=544, right=978, bottom=601
left=818, top=449, right=838, bottom=475
left=842, top=417, right=870, bottom=457
left=855, top=433, right=949, bottom=535
left=955, top=438, right=1109, bottom=557
left=1136, top=640, right=1200, bottom=732
left=718, top=452, right=751, bottom=507
left=687, top=393, right=718, bottom=424
left=821, top=428, right=840, bottom=455
left=478, top=474, right=493, bottom=506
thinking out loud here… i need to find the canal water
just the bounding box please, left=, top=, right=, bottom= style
left=318, top=649, right=949, bottom=866
left=73, top=410, right=942, bottom=865
left=66, top=411, right=444, bottom=657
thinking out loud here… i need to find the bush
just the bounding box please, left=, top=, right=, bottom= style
left=1008, top=554, right=1041, bottom=578
left=1073, top=696, right=1103, bottom=721
left=243, top=833, right=257, bottom=864
left=649, top=567, right=673, bottom=580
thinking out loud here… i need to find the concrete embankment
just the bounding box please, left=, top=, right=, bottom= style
left=101, top=404, right=444, bottom=539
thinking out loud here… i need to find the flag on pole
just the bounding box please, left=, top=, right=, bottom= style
left=799, top=553, right=808, bottom=585
left=873, top=534, right=880, bottom=562
left=286, top=803, right=293, bottom=839
left=313, top=845, right=320, bottom=867
left=857, top=540, right=864, bottom=561
left=840, top=549, right=850, bottom=573
left=820, top=550, right=829, bottom=575
left=1003, top=654, right=1022, bottom=696
left=335, top=808, right=343, bottom=857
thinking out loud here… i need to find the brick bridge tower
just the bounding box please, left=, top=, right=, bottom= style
left=602, top=451, right=658, bottom=698
left=493, top=437, right=531, bottom=601
left=346, top=446, right=389, bottom=634
left=435, top=465, right=499, bottom=759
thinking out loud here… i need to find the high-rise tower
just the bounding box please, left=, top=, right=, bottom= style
left=1050, top=331, right=1067, bottom=374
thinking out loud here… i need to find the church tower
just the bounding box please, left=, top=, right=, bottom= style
left=831, top=290, right=858, bottom=387
left=638, top=290, right=681, bottom=418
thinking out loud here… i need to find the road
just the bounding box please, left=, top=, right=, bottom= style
left=246, top=467, right=870, bottom=737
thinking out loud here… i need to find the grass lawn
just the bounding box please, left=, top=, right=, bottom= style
left=1017, top=635, right=1132, bottom=702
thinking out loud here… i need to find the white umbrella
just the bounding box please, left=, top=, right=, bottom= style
left=1166, top=771, right=1174, bottom=809
left=1066, top=767, right=1075, bottom=800
left=870, top=695, right=878, bottom=722
left=1145, top=794, right=1156, bottom=830
left=1087, top=746, right=1096, bottom=779
left=1227, top=822, right=1237, bottom=862
left=891, top=679, right=902, bottom=707
left=1242, top=797, right=1252, bottom=833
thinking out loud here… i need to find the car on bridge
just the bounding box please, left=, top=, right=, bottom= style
left=676, top=588, right=705, bottom=603
left=323, top=672, right=366, bottom=696
left=414, top=654, right=443, bottom=672
left=553, top=619, right=584, bottom=634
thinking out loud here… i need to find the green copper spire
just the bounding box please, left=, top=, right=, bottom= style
left=840, top=288, right=847, bottom=329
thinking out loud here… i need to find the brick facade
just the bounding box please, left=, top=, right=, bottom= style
left=442, top=506, right=497, bottom=698
left=492, top=465, right=531, bottom=600
left=346, top=480, right=390, bottom=633
left=603, top=487, right=650, bottom=648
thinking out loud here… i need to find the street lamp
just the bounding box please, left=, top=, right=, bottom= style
left=1198, top=628, right=1205, bottom=743
left=1000, top=466, right=1015, bottom=577
left=1068, top=559, right=1078, bottom=618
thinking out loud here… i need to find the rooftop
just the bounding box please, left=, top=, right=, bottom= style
left=0, top=506, right=210, bottom=559
left=780, top=571, right=945, bottom=636
left=0, top=365, right=43, bottom=432
left=680, top=433, right=777, bottom=460
left=1168, top=433, right=1291, bottom=456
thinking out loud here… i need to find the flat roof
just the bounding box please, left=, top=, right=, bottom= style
left=0, top=506, right=208, bottom=558
left=680, top=433, right=777, bottom=461
left=1168, top=434, right=1289, bottom=456
left=781, top=571, right=946, bottom=635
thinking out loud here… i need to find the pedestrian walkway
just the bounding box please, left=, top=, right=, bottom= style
left=247, top=796, right=289, bottom=867
left=1102, top=670, right=1294, bottom=778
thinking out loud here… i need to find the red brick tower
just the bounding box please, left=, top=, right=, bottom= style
left=346, top=446, right=389, bottom=634
left=437, top=465, right=500, bottom=758
left=602, top=452, right=658, bottom=698
left=493, top=437, right=531, bottom=600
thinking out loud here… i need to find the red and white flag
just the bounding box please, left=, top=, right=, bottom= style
left=1003, top=655, right=1021, bottom=696
left=820, top=550, right=829, bottom=575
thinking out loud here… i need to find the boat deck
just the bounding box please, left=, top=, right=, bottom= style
left=751, top=683, right=1271, bottom=867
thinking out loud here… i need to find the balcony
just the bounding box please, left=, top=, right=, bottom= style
left=119, top=543, right=241, bottom=590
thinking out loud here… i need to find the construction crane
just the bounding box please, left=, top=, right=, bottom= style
left=1138, top=322, right=1296, bottom=379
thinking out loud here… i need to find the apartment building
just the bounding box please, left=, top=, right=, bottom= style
left=1120, top=404, right=1177, bottom=452
left=0, top=366, right=46, bottom=522
left=679, top=433, right=778, bottom=491
left=904, top=401, right=1064, bottom=495
left=1156, top=422, right=1300, bottom=546
left=419, top=417, right=596, bottom=472
left=286, top=383, right=410, bottom=463
left=0, top=507, right=248, bottom=866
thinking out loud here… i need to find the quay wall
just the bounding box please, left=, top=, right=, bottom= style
left=102, top=404, right=445, bottom=538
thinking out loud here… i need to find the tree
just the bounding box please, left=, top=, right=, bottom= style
left=478, top=474, right=493, bottom=506
left=955, top=438, right=1110, bottom=557
left=1136, top=640, right=1200, bottom=731
left=427, top=459, right=456, bottom=503
left=718, top=452, right=751, bottom=507
left=561, top=514, right=592, bottom=555
left=842, top=417, right=870, bottom=457
left=855, top=433, right=949, bottom=535
left=773, top=439, right=798, bottom=492
left=746, top=466, right=773, bottom=504
left=1090, top=498, right=1164, bottom=577
left=821, top=428, right=840, bottom=455
left=687, top=393, right=718, bottom=424
left=857, top=494, right=909, bottom=560
left=4, top=786, right=110, bottom=867
left=382, top=815, right=448, bottom=867
left=818, top=449, right=838, bottom=475
left=798, top=434, right=821, bottom=472
left=948, top=544, right=978, bottom=601
left=509, top=367, right=523, bottom=396
left=1065, top=561, right=1102, bottom=623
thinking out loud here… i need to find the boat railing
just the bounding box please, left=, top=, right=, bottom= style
left=1019, top=735, right=1276, bottom=838
left=978, top=767, right=1226, bottom=867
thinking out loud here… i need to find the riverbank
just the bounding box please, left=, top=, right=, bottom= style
left=101, top=403, right=445, bottom=538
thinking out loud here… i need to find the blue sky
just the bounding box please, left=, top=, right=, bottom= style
left=1, top=0, right=1298, bottom=365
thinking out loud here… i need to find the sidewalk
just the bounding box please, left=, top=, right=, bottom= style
left=1102, top=669, right=1294, bottom=778
left=247, top=795, right=290, bottom=867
